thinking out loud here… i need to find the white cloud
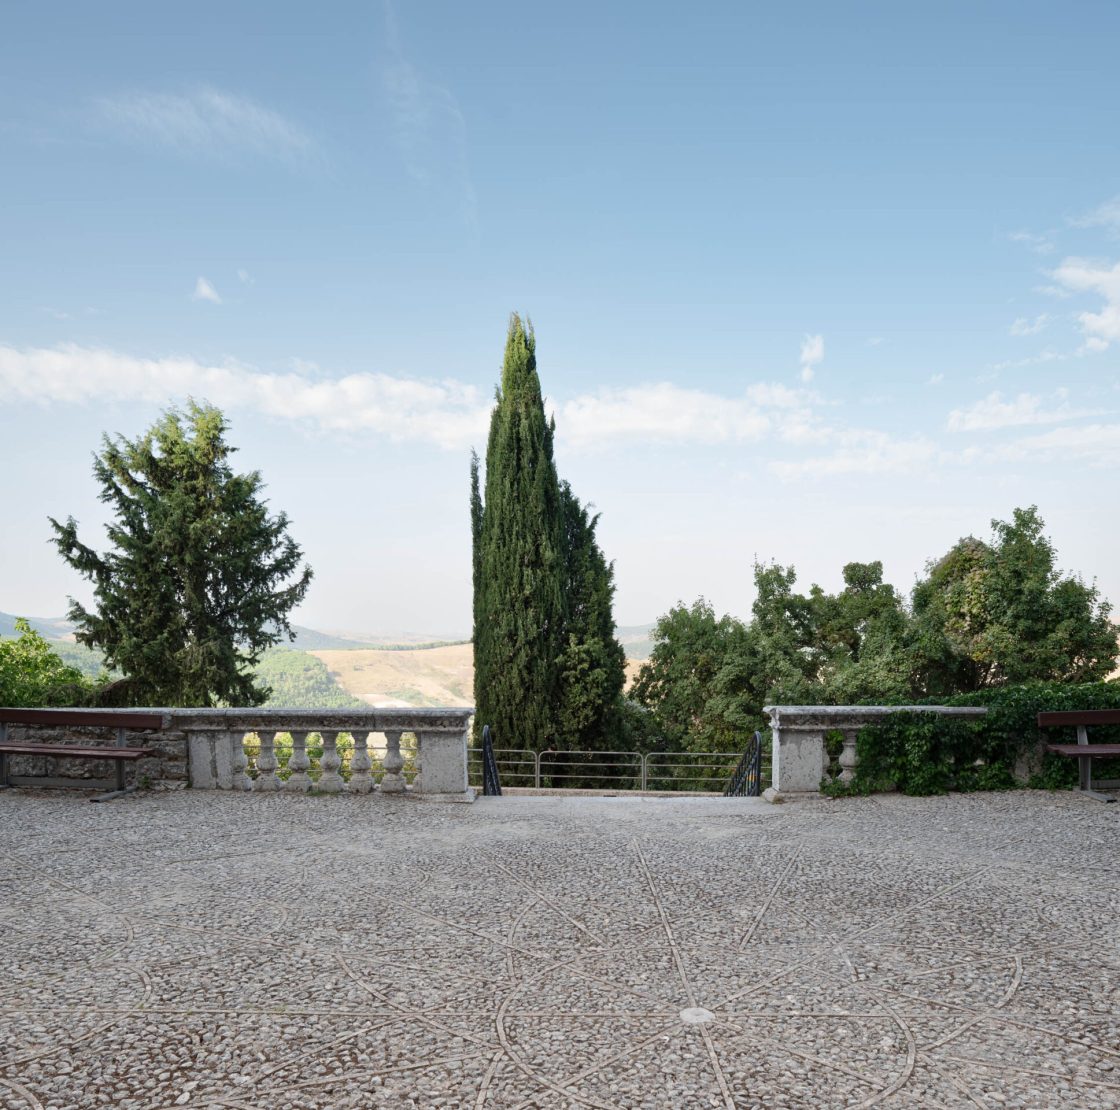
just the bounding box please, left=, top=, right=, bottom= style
left=799, top=333, right=824, bottom=382
left=993, top=423, right=1120, bottom=468
left=191, top=277, right=222, bottom=304
left=96, top=87, right=315, bottom=164
left=1050, top=257, right=1120, bottom=348
left=1071, top=195, right=1120, bottom=233
left=0, top=344, right=490, bottom=450
left=947, top=390, right=1100, bottom=432
left=927, top=373, right=944, bottom=385
left=769, top=431, right=936, bottom=480
left=866, top=336, right=885, bottom=347
left=559, top=382, right=817, bottom=448
left=237, top=269, right=253, bottom=285
left=1009, top=313, right=1050, bottom=336
left=1009, top=229, right=1055, bottom=255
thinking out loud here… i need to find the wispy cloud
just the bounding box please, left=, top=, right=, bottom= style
left=95, top=87, right=316, bottom=165
left=769, top=431, right=936, bottom=480
left=799, top=334, right=824, bottom=382
left=191, top=277, right=222, bottom=304
left=382, top=2, right=476, bottom=228
left=927, top=373, right=944, bottom=386
left=1050, top=256, right=1120, bottom=348
left=1071, top=195, right=1120, bottom=234
left=0, top=344, right=490, bottom=451
left=1008, top=313, right=1050, bottom=336
left=947, top=389, right=1101, bottom=432
left=559, top=382, right=817, bottom=448
left=992, top=423, right=1120, bottom=468
left=1009, top=229, right=1056, bottom=255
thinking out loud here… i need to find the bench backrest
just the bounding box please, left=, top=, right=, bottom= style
left=1037, top=710, right=1120, bottom=727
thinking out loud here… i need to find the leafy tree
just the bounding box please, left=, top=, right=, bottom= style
left=50, top=402, right=313, bottom=707
left=472, top=316, right=566, bottom=749
left=253, top=648, right=364, bottom=708
left=0, top=619, right=93, bottom=706
left=910, top=507, right=1117, bottom=692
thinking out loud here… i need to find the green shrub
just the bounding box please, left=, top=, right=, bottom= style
left=850, top=680, right=1120, bottom=796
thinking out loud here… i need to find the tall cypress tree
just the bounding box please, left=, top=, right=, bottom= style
left=554, top=482, right=627, bottom=750
left=473, top=315, right=566, bottom=749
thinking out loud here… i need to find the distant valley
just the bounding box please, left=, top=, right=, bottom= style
left=0, top=611, right=653, bottom=707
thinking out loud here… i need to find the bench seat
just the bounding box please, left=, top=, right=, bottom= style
left=1045, top=744, right=1120, bottom=757
left=0, top=743, right=153, bottom=759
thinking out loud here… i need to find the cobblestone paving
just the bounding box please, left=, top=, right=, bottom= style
left=1, top=788, right=1118, bottom=1109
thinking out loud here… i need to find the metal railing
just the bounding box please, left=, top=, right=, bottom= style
left=480, top=724, right=502, bottom=796
left=467, top=745, right=771, bottom=793
left=724, top=731, right=764, bottom=797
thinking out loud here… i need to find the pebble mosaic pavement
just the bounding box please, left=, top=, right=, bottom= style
left=1, top=788, right=1118, bottom=1109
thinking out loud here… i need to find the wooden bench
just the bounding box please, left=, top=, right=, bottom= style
left=1037, top=709, right=1120, bottom=803
left=0, top=709, right=164, bottom=802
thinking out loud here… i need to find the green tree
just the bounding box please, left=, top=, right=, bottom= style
left=50, top=402, right=313, bottom=707
left=0, top=619, right=93, bottom=706
left=554, top=483, right=627, bottom=749
left=473, top=315, right=566, bottom=749
left=910, top=506, right=1117, bottom=692
left=472, top=315, right=624, bottom=751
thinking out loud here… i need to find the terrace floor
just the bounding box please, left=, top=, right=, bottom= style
left=1, top=788, right=1118, bottom=1109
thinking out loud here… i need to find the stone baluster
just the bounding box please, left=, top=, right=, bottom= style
left=380, top=730, right=406, bottom=793
left=255, top=730, right=281, bottom=792
left=230, top=731, right=252, bottom=791
left=838, top=729, right=860, bottom=784
left=821, top=736, right=832, bottom=784
left=318, top=730, right=344, bottom=793
left=350, top=730, right=374, bottom=794
left=286, top=730, right=312, bottom=793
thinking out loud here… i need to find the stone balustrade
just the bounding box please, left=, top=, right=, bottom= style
left=764, top=705, right=989, bottom=795
left=180, top=708, right=475, bottom=801
left=1, top=707, right=475, bottom=801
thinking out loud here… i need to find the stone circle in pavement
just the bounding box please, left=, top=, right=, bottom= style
left=0, top=789, right=1117, bottom=1108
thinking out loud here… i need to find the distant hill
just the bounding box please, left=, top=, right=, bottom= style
left=0, top=612, right=75, bottom=641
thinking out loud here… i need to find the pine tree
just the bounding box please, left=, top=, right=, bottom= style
left=472, top=315, right=625, bottom=752
left=49, top=401, right=313, bottom=707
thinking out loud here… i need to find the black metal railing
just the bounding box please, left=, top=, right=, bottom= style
left=481, top=724, right=502, bottom=796
left=724, top=731, right=763, bottom=797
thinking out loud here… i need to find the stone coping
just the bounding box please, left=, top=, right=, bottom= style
left=765, top=704, right=988, bottom=724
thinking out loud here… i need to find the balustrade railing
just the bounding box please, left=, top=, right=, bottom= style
left=466, top=746, right=772, bottom=793
left=180, top=708, right=474, bottom=799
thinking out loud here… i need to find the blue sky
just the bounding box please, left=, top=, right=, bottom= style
left=2, top=1, right=1118, bottom=636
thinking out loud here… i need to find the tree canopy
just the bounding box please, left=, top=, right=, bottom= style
left=0, top=619, right=93, bottom=707
left=634, top=507, right=1118, bottom=751
left=50, top=402, right=313, bottom=707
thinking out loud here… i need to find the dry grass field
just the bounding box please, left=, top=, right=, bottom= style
left=311, top=644, right=474, bottom=707
left=313, top=643, right=647, bottom=707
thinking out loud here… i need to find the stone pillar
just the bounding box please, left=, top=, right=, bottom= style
left=412, top=727, right=473, bottom=801
left=767, top=709, right=826, bottom=794
left=187, top=730, right=237, bottom=789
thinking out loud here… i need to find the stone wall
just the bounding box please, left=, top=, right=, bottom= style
left=3, top=722, right=187, bottom=789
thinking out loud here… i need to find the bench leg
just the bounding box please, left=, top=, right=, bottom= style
left=90, top=761, right=135, bottom=803
left=1076, top=755, right=1116, bottom=803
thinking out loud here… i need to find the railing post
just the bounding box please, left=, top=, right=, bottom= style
left=534, top=750, right=540, bottom=789
left=641, top=753, right=648, bottom=791
left=255, top=731, right=281, bottom=792
left=380, top=730, right=406, bottom=793
left=285, top=730, right=312, bottom=793
left=350, top=730, right=374, bottom=794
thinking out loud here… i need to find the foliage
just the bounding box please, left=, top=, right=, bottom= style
left=910, top=507, right=1116, bottom=694
left=0, top=619, right=94, bottom=706
left=472, top=315, right=624, bottom=751
left=635, top=508, right=1118, bottom=756
left=553, top=482, right=627, bottom=750
left=850, top=680, right=1120, bottom=796
left=253, top=649, right=364, bottom=708
left=50, top=402, right=313, bottom=707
